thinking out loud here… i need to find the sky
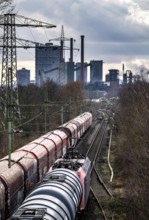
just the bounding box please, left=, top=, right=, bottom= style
left=1, top=0, right=149, bottom=81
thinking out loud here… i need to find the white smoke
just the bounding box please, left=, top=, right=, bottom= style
left=126, top=0, right=149, bottom=25
left=129, top=63, right=149, bottom=81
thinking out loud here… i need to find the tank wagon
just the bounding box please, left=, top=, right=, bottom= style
left=0, top=112, right=92, bottom=219
left=11, top=148, right=91, bottom=220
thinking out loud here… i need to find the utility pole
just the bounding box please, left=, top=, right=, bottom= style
left=0, top=13, right=56, bottom=167
left=69, top=96, right=71, bottom=119
left=44, top=83, right=48, bottom=133
left=39, top=70, right=48, bottom=133
left=7, top=68, right=14, bottom=168
left=61, top=106, right=64, bottom=125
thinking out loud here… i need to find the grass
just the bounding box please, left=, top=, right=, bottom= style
left=97, top=129, right=127, bottom=220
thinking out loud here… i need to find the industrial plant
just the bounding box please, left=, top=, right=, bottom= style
left=15, top=25, right=140, bottom=99
left=0, top=13, right=140, bottom=117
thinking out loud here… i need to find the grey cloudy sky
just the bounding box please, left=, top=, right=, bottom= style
left=12, top=0, right=149, bottom=78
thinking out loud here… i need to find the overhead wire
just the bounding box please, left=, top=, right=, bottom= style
left=28, top=26, right=37, bottom=42
left=43, top=28, right=50, bottom=42
left=14, top=111, right=44, bottom=129
left=16, top=31, right=35, bottom=59
left=6, top=108, right=62, bottom=167
left=0, top=111, right=44, bottom=134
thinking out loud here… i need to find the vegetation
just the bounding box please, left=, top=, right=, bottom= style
left=0, top=80, right=85, bottom=158
left=114, top=80, right=149, bottom=220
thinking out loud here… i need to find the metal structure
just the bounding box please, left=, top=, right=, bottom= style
left=0, top=13, right=56, bottom=121
left=0, top=13, right=56, bottom=167
left=49, top=25, right=70, bottom=84
left=1, top=14, right=18, bottom=121
left=50, top=25, right=69, bottom=62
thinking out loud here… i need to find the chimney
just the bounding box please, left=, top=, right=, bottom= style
left=70, top=38, right=73, bottom=62
left=80, top=35, right=84, bottom=85
left=122, top=63, right=125, bottom=74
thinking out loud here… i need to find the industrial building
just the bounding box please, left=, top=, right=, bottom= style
left=17, top=68, right=30, bottom=86
left=76, top=62, right=88, bottom=83
left=123, top=70, right=133, bottom=84
left=35, top=37, right=106, bottom=89
left=105, top=69, right=119, bottom=96
left=65, top=61, right=75, bottom=83
left=90, top=60, right=103, bottom=83
left=35, top=34, right=90, bottom=86
left=35, top=43, right=63, bottom=86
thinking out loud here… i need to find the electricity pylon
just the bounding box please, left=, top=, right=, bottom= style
left=0, top=13, right=56, bottom=124
left=49, top=25, right=70, bottom=85
left=0, top=13, right=56, bottom=167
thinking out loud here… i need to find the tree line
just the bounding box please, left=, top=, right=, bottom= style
left=0, top=80, right=85, bottom=158
left=114, top=80, right=149, bottom=220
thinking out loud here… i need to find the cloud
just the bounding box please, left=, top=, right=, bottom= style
left=14, top=0, right=149, bottom=43
left=134, top=0, right=149, bottom=10
left=125, top=0, right=149, bottom=25
left=4, top=0, right=149, bottom=78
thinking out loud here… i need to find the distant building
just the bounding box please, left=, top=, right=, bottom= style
left=66, top=61, right=75, bottom=83
left=17, top=68, right=30, bottom=86
left=126, top=70, right=133, bottom=84
left=30, top=80, right=35, bottom=84
left=109, top=69, right=119, bottom=82
left=123, top=70, right=140, bottom=85
left=75, top=62, right=88, bottom=84
left=108, top=69, right=119, bottom=96
left=123, top=73, right=127, bottom=84
left=90, top=60, right=103, bottom=83
left=35, top=43, right=63, bottom=86
left=105, top=73, right=110, bottom=82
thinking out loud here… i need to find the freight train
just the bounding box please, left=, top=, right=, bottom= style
left=0, top=112, right=92, bottom=220
left=11, top=148, right=91, bottom=220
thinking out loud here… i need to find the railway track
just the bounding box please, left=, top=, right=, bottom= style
left=86, top=119, right=106, bottom=165
left=77, top=117, right=113, bottom=220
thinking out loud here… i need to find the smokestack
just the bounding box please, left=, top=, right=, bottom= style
left=80, top=35, right=84, bottom=85
left=122, top=63, right=125, bottom=74
left=70, top=38, right=73, bottom=62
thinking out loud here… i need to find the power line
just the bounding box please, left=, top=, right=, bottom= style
left=14, top=111, right=43, bottom=129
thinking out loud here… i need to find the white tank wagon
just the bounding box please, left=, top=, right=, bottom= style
left=11, top=148, right=91, bottom=220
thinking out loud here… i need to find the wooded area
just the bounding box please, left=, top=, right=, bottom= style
left=115, top=80, right=149, bottom=220
left=0, top=80, right=85, bottom=158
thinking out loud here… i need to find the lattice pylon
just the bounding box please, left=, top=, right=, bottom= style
left=1, top=14, right=20, bottom=123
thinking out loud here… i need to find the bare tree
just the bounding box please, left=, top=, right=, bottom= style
left=115, top=80, right=149, bottom=220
